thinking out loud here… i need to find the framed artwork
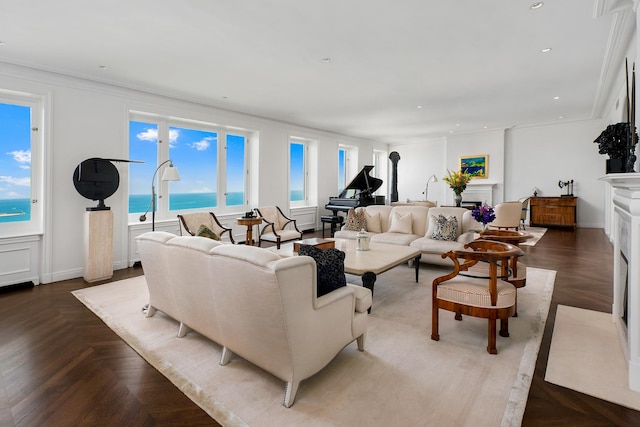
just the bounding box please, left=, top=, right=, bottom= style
left=459, top=154, right=488, bottom=178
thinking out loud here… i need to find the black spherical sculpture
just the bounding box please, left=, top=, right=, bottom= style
left=73, top=158, right=120, bottom=211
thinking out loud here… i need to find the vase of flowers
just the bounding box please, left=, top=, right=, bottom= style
left=471, top=203, right=496, bottom=231
left=443, top=169, right=476, bottom=206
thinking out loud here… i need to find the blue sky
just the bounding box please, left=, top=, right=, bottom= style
left=129, top=121, right=235, bottom=195
left=0, top=102, right=31, bottom=200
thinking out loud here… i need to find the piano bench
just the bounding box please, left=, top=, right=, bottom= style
left=321, top=215, right=344, bottom=238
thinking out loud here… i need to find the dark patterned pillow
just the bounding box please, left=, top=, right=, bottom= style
left=431, top=215, right=458, bottom=241
left=196, top=224, right=220, bottom=240
left=298, top=246, right=347, bottom=297
left=344, top=208, right=367, bottom=231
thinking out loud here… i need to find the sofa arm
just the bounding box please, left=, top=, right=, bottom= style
left=315, top=284, right=371, bottom=313
left=347, top=283, right=373, bottom=313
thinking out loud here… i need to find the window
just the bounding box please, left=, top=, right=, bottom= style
left=0, top=95, right=43, bottom=236
left=290, top=141, right=306, bottom=203
left=338, top=147, right=346, bottom=194
left=128, top=112, right=250, bottom=222
left=372, top=150, right=388, bottom=197
left=225, top=134, right=246, bottom=206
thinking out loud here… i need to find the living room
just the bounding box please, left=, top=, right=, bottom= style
left=1, top=1, right=639, bottom=425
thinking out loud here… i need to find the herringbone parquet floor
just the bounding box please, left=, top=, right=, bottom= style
left=0, top=228, right=638, bottom=426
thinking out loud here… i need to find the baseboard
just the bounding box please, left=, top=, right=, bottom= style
left=0, top=281, right=35, bottom=293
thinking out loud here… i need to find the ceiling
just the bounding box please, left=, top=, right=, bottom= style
left=0, top=0, right=634, bottom=144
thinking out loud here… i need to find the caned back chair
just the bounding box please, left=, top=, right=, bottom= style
left=254, top=206, right=303, bottom=249
left=177, top=212, right=235, bottom=244
left=432, top=239, right=523, bottom=354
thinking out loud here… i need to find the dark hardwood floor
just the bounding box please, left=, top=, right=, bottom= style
left=0, top=227, right=638, bottom=426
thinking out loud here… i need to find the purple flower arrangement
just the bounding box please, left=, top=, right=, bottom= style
left=471, top=203, right=496, bottom=226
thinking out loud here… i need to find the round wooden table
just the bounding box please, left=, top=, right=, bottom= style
left=236, top=217, right=263, bottom=246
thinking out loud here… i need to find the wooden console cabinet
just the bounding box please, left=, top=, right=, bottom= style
left=530, top=196, right=577, bottom=229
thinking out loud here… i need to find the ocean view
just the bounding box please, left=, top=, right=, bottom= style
left=0, top=198, right=30, bottom=223
left=0, top=191, right=304, bottom=223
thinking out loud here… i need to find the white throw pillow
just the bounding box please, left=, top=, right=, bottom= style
left=388, top=211, right=412, bottom=234
left=366, top=212, right=382, bottom=233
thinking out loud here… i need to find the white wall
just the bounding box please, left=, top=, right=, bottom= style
left=0, top=62, right=383, bottom=284
left=505, top=119, right=606, bottom=228
left=391, top=119, right=606, bottom=228
left=387, top=138, right=446, bottom=203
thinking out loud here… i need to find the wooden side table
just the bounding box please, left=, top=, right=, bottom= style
left=236, top=217, right=263, bottom=246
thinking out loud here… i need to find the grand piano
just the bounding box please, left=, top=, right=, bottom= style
left=325, top=165, right=385, bottom=216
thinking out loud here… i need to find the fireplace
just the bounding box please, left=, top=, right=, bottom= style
left=600, top=173, right=640, bottom=392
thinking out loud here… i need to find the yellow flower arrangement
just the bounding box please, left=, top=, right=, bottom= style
left=442, top=169, right=476, bottom=196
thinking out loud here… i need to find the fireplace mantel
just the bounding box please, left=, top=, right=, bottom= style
left=600, top=173, right=640, bottom=391
left=463, top=181, right=497, bottom=205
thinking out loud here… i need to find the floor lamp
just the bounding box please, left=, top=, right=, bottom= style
left=139, top=160, right=180, bottom=231
left=423, top=174, right=437, bottom=201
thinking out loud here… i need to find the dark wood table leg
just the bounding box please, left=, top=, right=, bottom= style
left=362, top=271, right=376, bottom=313
left=414, top=254, right=421, bottom=282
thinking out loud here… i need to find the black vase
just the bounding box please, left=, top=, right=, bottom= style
left=606, top=158, right=624, bottom=174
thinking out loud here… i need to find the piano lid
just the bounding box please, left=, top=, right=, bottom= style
left=336, top=165, right=383, bottom=199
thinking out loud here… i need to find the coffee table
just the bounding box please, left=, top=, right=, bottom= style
left=273, top=238, right=422, bottom=298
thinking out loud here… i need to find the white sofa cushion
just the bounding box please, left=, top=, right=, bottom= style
left=366, top=211, right=382, bottom=233
left=388, top=211, right=412, bottom=233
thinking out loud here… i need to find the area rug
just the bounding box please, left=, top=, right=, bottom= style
left=519, top=227, right=547, bottom=246
left=545, top=305, right=640, bottom=411
left=72, top=265, right=556, bottom=427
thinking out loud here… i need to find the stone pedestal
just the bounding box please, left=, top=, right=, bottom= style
left=83, top=210, right=113, bottom=282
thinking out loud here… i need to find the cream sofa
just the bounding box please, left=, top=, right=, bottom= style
left=334, top=205, right=479, bottom=266
left=136, top=231, right=371, bottom=408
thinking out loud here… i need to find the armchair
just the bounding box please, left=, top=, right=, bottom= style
left=518, top=197, right=530, bottom=230
left=490, top=202, right=522, bottom=231
left=255, top=206, right=303, bottom=249
left=432, top=239, right=523, bottom=354
left=178, top=212, right=236, bottom=244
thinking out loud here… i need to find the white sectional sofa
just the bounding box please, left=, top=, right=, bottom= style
left=136, top=231, right=371, bottom=408
left=334, top=205, right=479, bottom=267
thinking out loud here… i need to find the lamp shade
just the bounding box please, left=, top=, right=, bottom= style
left=161, top=165, right=180, bottom=181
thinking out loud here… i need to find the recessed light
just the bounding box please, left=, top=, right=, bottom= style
left=541, top=48, right=552, bottom=53
left=456, top=124, right=460, bottom=127
left=559, top=116, right=564, bottom=119
left=484, top=126, right=488, bottom=129
left=417, top=105, right=423, bottom=109
left=0, top=41, right=5, bottom=46
left=449, top=130, right=454, bottom=134
left=322, top=58, right=331, bottom=63
left=530, top=2, right=543, bottom=9
left=98, top=65, right=108, bottom=70
left=553, top=96, right=560, bottom=100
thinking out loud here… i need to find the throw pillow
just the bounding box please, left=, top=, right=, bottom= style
left=196, top=224, right=220, bottom=240
left=366, top=211, right=382, bottom=233
left=431, top=215, right=458, bottom=241
left=388, top=211, right=412, bottom=234
left=344, top=208, right=367, bottom=231
left=298, top=246, right=347, bottom=297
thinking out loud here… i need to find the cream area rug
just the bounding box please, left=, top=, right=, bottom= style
left=72, top=265, right=556, bottom=427
left=519, top=227, right=547, bottom=246
left=546, top=305, right=640, bottom=411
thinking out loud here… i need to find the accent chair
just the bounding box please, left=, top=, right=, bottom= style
left=177, top=211, right=236, bottom=244
left=431, top=239, right=523, bottom=354
left=255, top=206, right=303, bottom=249
left=490, top=202, right=522, bottom=231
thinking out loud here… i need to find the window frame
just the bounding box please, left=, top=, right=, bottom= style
left=128, top=111, right=252, bottom=224
left=0, top=92, right=44, bottom=238
left=289, top=138, right=308, bottom=207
